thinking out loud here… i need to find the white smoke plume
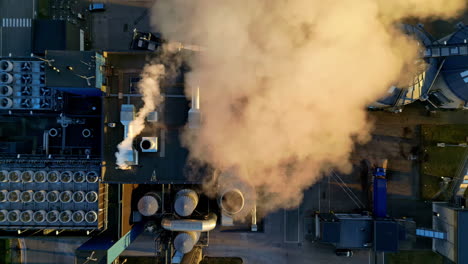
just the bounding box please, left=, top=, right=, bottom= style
left=150, top=0, right=466, bottom=212
left=115, top=63, right=165, bottom=169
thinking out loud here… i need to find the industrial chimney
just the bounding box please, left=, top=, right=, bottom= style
left=188, top=86, right=200, bottom=129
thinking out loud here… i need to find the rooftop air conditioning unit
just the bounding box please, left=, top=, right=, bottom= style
left=0, top=190, right=7, bottom=202
left=0, top=170, right=8, bottom=182
left=20, top=98, right=32, bottom=109
left=0, top=60, right=13, bottom=72
left=72, top=191, right=85, bottom=203
left=0, top=98, right=13, bottom=109
left=46, top=210, right=59, bottom=223
left=59, top=191, right=72, bottom=203
left=0, top=85, right=13, bottom=96
left=33, top=210, right=46, bottom=223
left=40, top=87, right=50, bottom=96
left=7, top=190, right=20, bottom=202
left=33, top=171, right=46, bottom=183
left=174, top=189, right=199, bottom=217
left=85, top=211, right=98, bottom=223
left=21, top=171, right=33, bottom=182
left=86, top=171, right=99, bottom=183
left=60, top=171, right=72, bottom=183
left=47, top=171, right=59, bottom=182
left=20, top=74, right=32, bottom=84
left=137, top=192, right=161, bottom=216
left=8, top=210, right=20, bottom=222
left=72, top=211, right=85, bottom=223
left=0, top=210, right=7, bottom=222
left=46, top=191, right=59, bottom=203
left=20, top=190, right=33, bottom=202
left=85, top=191, right=98, bottom=203
left=0, top=73, right=13, bottom=84
left=21, top=62, right=32, bottom=72
left=21, top=86, right=32, bottom=96
left=33, top=190, right=47, bottom=203
left=39, top=99, right=51, bottom=109
left=20, top=210, right=33, bottom=223
left=8, top=170, right=21, bottom=182
left=73, top=171, right=85, bottom=183
left=59, top=210, right=72, bottom=223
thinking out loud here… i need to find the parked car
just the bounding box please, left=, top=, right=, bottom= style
left=335, top=249, right=353, bottom=257
left=89, top=3, right=105, bottom=12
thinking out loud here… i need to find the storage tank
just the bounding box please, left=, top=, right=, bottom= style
left=0, top=190, right=7, bottom=202
left=59, top=210, right=72, bottom=223
left=46, top=210, right=59, bottom=223
left=0, top=60, right=13, bottom=71
left=86, top=171, right=99, bottom=183
left=8, top=210, right=20, bottom=222
left=21, top=171, right=33, bottom=182
left=73, top=171, right=85, bottom=183
left=137, top=192, right=161, bottom=216
left=59, top=191, right=72, bottom=203
left=85, top=191, right=98, bottom=203
left=72, top=191, right=85, bottom=203
left=60, top=171, right=72, bottom=183
left=219, top=188, right=245, bottom=215
left=174, top=189, right=199, bottom=217
left=46, top=191, right=59, bottom=203
left=72, top=211, right=85, bottom=223
left=7, top=190, right=20, bottom=202
left=33, top=210, right=46, bottom=223
left=0, top=170, right=7, bottom=182
left=174, top=231, right=200, bottom=254
left=33, top=190, right=46, bottom=203
left=20, top=210, right=33, bottom=223
left=20, top=190, right=33, bottom=202
left=85, top=211, right=98, bottom=223
left=0, top=210, right=7, bottom=222
left=8, top=170, right=21, bottom=182
left=47, top=171, right=59, bottom=183
left=33, top=171, right=47, bottom=183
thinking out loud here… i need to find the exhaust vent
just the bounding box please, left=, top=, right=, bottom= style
left=0, top=97, right=13, bottom=109
left=85, top=211, right=98, bottom=223
left=72, top=211, right=85, bottom=223
left=0, top=210, right=7, bottom=222
left=137, top=192, right=161, bottom=216
left=8, top=170, right=20, bottom=182
left=0, top=170, right=7, bottom=182
left=0, top=60, right=13, bottom=72
left=0, top=190, right=7, bottom=202
left=47, top=171, right=59, bottom=183
left=174, top=231, right=200, bottom=254
left=85, top=191, right=98, bottom=203
left=86, top=171, right=99, bottom=183
left=59, top=191, right=72, bottom=203
left=20, top=190, right=33, bottom=202
left=174, top=189, right=199, bottom=217
left=7, top=190, right=20, bottom=202
left=140, top=137, right=158, bottom=152
left=0, top=85, right=13, bottom=96
left=59, top=210, right=72, bottom=223
left=0, top=72, right=14, bottom=84
left=48, top=128, right=59, bottom=137
left=73, top=171, right=85, bottom=183
left=8, top=210, right=20, bottom=222
left=72, top=191, right=85, bottom=203
left=82, top=128, right=92, bottom=138
left=33, top=171, right=46, bottom=183
left=219, top=189, right=245, bottom=215
left=21, top=171, right=33, bottom=182
left=33, top=210, right=46, bottom=223
left=46, top=191, right=59, bottom=203
left=33, top=190, right=46, bottom=203
left=46, top=210, right=59, bottom=223
left=20, top=210, right=33, bottom=223
left=60, top=171, right=72, bottom=183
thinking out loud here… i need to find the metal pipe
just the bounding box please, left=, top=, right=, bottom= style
left=161, top=213, right=217, bottom=232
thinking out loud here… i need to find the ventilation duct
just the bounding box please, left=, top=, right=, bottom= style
left=0, top=190, right=7, bottom=202
left=72, top=191, right=85, bottom=203
left=8, top=170, right=20, bottom=182
left=85, top=211, right=98, bottom=223
left=47, top=171, right=59, bottom=183
left=0, top=60, right=13, bottom=72
left=59, top=210, right=72, bottom=223
left=33, top=190, right=46, bottom=203
left=8, top=210, right=20, bottom=222
left=46, top=210, right=59, bottom=223
left=0, top=85, right=13, bottom=96
left=85, top=191, right=98, bottom=203
left=7, top=190, right=20, bottom=202
left=33, top=171, right=46, bottom=183
left=86, top=171, right=99, bottom=183
left=33, top=210, right=46, bottom=223
left=0, top=73, right=14, bottom=84
left=73, top=171, right=85, bottom=183
left=59, top=191, right=72, bottom=203
left=20, top=190, right=33, bottom=202
left=46, top=191, right=59, bottom=203
left=0, top=170, right=7, bottom=182
left=72, top=211, right=85, bottom=223
left=161, top=213, right=217, bottom=232
left=48, top=128, right=60, bottom=137
left=174, top=189, right=199, bottom=217
left=0, top=210, right=7, bottom=222
left=188, top=86, right=201, bottom=129
left=21, top=171, right=33, bottom=182
left=174, top=231, right=201, bottom=254
left=219, top=189, right=245, bottom=216
left=20, top=210, right=33, bottom=223
left=60, top=171, right=72, bottom=183
left=137, top=192, right=161, bottom=216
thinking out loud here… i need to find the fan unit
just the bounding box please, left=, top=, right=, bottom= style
left=40, top=99, right=51, bottom=109
left=40, top=75, right=45, bottom=84
left=0, top=85, right=13, bottom=97
left=39, top=62, right=45, bottom=71
left=40, top=87, right=50, bottom=96
left=0, top=60, right=13, bottom=72
left=21, top=86, right=32, bottom=96
left=0, top=73, right=13, bottom=84
left=20, top=98, right=32, bottom=108
left=21, top=74, right=32, bottom=84
left=21, top=62, right=32, bottom=71
left=0, top=98, right=12, bottom=109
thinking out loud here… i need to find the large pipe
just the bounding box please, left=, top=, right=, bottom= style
left=174, top=231, right=201, bottom=254
left=161, top=213, right=217, bottom=232
left=174, top=189, right=199, bottom=217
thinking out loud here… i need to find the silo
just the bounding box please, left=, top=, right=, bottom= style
left=0, top=190, right=7, bottom=202
left=8, top=170, right=21, bottom=182
left=0, top=170, right=8, bottom=182
left=72, top=211, right=85, bottom=224
left=86, top=171, right=99, bottom=183
left=137, top=192, right=161, bottom=216
left=46, top=210, right=59, bottom=223
left=33, top=210, right=46, bottom=223
left=60, top=171, right=72, bottom=183
left=8, top=210, right=20, bottom=222
left=72, top=191, right=85, bottom=203
left=0, top=210, right=7, bottom=222
left=85, top=191, right=98, bottom=203
left=21, top=171, right=33, bottom=182
left=7, top=190, right=20, bottom=202
left=47, top=171, right=59, bottom=183
left=85, top=211, right=98, bottom=223
left=20, top=210, right=33, bottom=223
left=33, top=171, right=46, bottom=183
left=73, top=171, right=85, bottom=183
left=59, top=191, right=72, bottom=203
left=59, top=210, right=72, bottom=223
left=218, top=188, right=245, bottom=216
left=174, top=231, right=200, bottom=254
left=46, top=191, right=59, bottom=203
left=174, top=189, right=199, bottom=217
left=33, top=190, right=47, bottom=203
left=20, top=190, right=33, bottom=202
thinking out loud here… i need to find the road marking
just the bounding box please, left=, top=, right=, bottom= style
left=2, top=18, right=32, bottom=28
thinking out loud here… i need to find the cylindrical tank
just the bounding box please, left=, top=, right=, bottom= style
left=8, top=210, right=20, bottom=222
left=20, top=210, right=33, bottom=223
left=21, top=170, right=33, bottom=182
left=137, top=192, right=161, bottom=216
left=0, top=210, right=7, bottom=222
left=85, top=191, right=98, bottom=203
left=174, top=189, right=199, bottom=217
left=33, top=210, right=46, bottom=223
left=85, top=211, right=98, bottom=223
left=72, top=211, right=85, bottom=223
left=0, top=97, right=13, bottom=109
left=72, top=191, right=85, bottom=203
left=0, top=190, right=7, bottom=202
left=46, top=210, right=59, bottom=223
left=59, top=210, right=72, bottom=223
left=33, top=190, right=47, bottom=203
left=7, top=190, right=20, bottom=202
left=20, top=190, right=33, bottom=202
left=33, top=171, right=47, bottom=183
left=86, top=171, right=99, bottom=183
left=219, top=189, right=245, bottom=215
left=59, top=191, right=72, bottom=203
left=47, top=171, right=59, bottom=183
left=174, top=231, right=201, bottom=254
left=0, top=72, right=14, bottom=84
left=0, top=170, right=7, bottom=182
left=46, top=191, right=59, bottom=203
left=73, top=171, right=85, bottom=183
left=8, top=170, right=21, bottom=182
left=0, top=60, right=13, bottom=71
left=60, top=171, right=72, bottom=183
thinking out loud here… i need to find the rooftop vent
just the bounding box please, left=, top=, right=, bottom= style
left=46, top=191, right=59, bottom=203
left=174, top=232, right=200, bottom=254
left=46, top=210, right=59, bottom=223
left=60, top=171, right=72, bottom=183
left=219, top=189, right=245, bottom=215
left=8, top=170, right=21, bottom=182
left=85, top=191, right=98, bottom=203
left=47, top=171, right=59, bottom=183
left=86, top=171, right=99, bottom=183
left=140, top=137, right=158, bottom=152
left=0, top=73, right=13, bottom=84
left=8, top=210, right=20, bottom=222
left=0, top=60, right=13, bottom=72
left=33, top=210, right=46, bottom=223
left=20, top=210, right=33, bottom=223
left=73, top=171, right=85, bottom=183
left=20, top=74, right=32, bottom=84
left=82, top=128, right=92, bottom=138
left=21, top=86, right=32, bottom=96
left=59, top=191, right=72, bottom=203
left=7, top=190, right=20, bottom=202
left=0, top=170, right=7, bottom=182
left=174, top=189, right=199, bottom=217
left=20, top=190, right=33, bottom=202
left=0, top=85, right=13, bottom=96
left=85, top=211, right=98, bottom=223
left=20, top=98, right=32, bottom=108
left=33, top=191, right=46, bottom=203
left=48, top=128, right=59, bottom=138
left=72, top=191, right=85, bottom=203
left=20, top=62, right=32, bottom=72
left=137, top=192, right=161, bottom=216
left=33, top=171, right=46, bottom=183
left=0, top=210, right=7, bottom=222
left=72, top=211, right=85, bottom=224
left=0, top=97, right=13, bottom=109
left=0, top=190, right=7, bottom=202
left=59, top=210, right=72, bottom=223
left=21, top=171, right=33, bottom=182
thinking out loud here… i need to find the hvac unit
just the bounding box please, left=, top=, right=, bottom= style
left=7, top=210, right=20, bottom=222
left=72, top=211, right=85, bottom=223
left=60, top=171, right=72, bottom=183
left=86, top=171, right=99, bottom=183
left=46, top=210, right=59, bottom=223
left=7, top=190, right=20, bottom=202
left=20, top=62, right=32, bottom=72
left=0, top=73, right=13, bottom=84
left=73, top=171, right=85, bottom=183
left=20, top=210, right=33, bottom=223
left=40, top=87, right=50, bottom=96
left=46, top=191, right=59, bottom=203
left=20, top=74, right=32, bottom=85
left=174, top=189, right=199, bottom=217
left=59, top=210, right=72, bottom=223
left=0, top=60, right=13, bottom=72
left=0, top=190, right=7, bottom=202
left=85, top=211, right=98, bottom=223
left=39, top=99, right=51, bottom=109
left=40, top=75, right=45, bottom=85
left=8, top=170, right=20, bottom=182
left=20, top=190, right=33, bottom=202
left=33, top=190, right=46, bottom=203
left=59, top=191, right=72, bottom=203
left=0, top=170, right=7, bottom=182
left=0, top=85, right=13, bottom=96
left=33, top=171, right=46, bottom=182
left=0, top=210, right=7, bottom=222
left=85, top=191, right=98, bottom=203
left=72, top=191, right=85, bottom=203
left=0, top=97, right=13, bottom=109
left=137, top=192, right=161, bottom=216
left=21, top=86, right=32, bottom=96
left=47, top=171, right=59, bottom=182
left=33, top=210, right=46, bottom=223
left=21, top=171, right=33, bottom=182
left=20, top=98, right=32, bottom=109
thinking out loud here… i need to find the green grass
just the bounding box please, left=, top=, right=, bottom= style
left=0, top=239, right=12, bottom=264
left=387, top=251, right=443, bottom=264
left=201, top=257, right=243, bottom=264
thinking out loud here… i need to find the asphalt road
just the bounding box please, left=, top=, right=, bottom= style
left=0, top=0, right=35, bottom=57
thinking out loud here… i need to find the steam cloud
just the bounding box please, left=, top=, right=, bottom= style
left=150, top=0, right=465, bottom=212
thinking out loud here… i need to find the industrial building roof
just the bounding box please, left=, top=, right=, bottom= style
left=33, top=20, right=80, bottom=55
left=374, top=221, right=400, bottom=252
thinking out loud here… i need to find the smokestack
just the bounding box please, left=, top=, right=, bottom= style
left=188, top=86, right=200, bottom=129
left=119, top=104, right=138, bottom=167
